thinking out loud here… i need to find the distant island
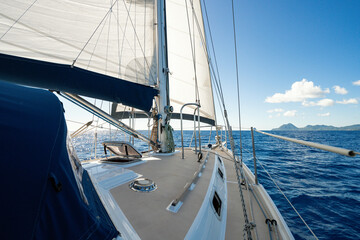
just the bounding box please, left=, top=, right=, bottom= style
left=272, top=123, right=360, bottom=131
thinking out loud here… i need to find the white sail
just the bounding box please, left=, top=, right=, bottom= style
left=0, top=0, right=157, bottom=86
left=166, top=0, right=215, bottom=125
left=111, top=0, right=216, bottom=125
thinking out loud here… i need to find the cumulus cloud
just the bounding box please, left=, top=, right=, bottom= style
left=333, top=85, right=348, bottom=95
left=317, top=112, right=330, bottom=117
left=317, top=99, right=335, bottom=107
left=302, top=99, right=335, bottom=107
left=283, top=110, right=297, bottom=117
left=353, top=80, right=360, bottom=86
left=267, top=108, right=284, bottom=113
left=336, top=98, right=358, bottom=104
left=265, top=79, right=329, bottom=103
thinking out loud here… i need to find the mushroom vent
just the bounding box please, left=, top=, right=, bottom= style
left=129, top=178, right=157, bottom=192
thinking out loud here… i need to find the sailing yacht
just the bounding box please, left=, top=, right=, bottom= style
left=0, top=0, right=294, bottom=239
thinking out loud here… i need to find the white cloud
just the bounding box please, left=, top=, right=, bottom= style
left=302, top=98, right=335, bottom=107
left=336, top=98, right=358, bottom=104
left=317, top=112, right=330, bottom=117
left=283, top=110, right=297, bottom=117
left=317, top=99, right=335, bottom=107
left=302, top=101, right=316, bottom=107
left=265, top=79, right=329, bottom=103
left=353, top=80, right=360, bottom=86
left=333, top=85, right=348, bottom=95
left=267, top=108, right=284, bottom=113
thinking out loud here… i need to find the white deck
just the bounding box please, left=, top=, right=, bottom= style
left=83, top=147, right=293, bottom=240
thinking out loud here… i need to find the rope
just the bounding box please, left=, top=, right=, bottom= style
left=228, top=127, right=252, bottom=240
left=86, top=13, right=110, bottom=70
left=184, top=0, right=200, bottom=102
left=105, top=1, right=112, bottom=75
left=230, top=0, right=244, bottom=162
left=118, top=0, right=156, bottom=84
left=73, top=0, right=119, bottom=66
left=255, top=157, right=319, bottom=240
left=201, top=0, right=225, bottom=104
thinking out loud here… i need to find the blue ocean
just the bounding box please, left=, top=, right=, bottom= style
left=73, top=130, right=360, bottom=240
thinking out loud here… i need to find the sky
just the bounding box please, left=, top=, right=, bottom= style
left=206, top=0, right=360, bottom=130
left=62, top=0, right=360, bottom=131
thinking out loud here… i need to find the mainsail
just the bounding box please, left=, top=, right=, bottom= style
left=112, top=0, right=216, bottom=125
left=0, top=0, right=157, bottom=111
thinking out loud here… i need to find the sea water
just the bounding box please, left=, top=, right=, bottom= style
left=73, top=130, right=360, bottom=240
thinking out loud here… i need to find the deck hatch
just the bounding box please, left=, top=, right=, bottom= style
left=212, top=191, right=222, bottom=217
left=129, top=178, right=157, bottom=192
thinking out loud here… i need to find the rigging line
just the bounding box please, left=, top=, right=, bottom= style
left=185, top=0, right=226, bottom=106
left=120, top=0, right=157, bottom=84
left=86, top=12, right=110, bottom=70
left=109, top=97, right=112, bottom=141
left=201, top=0, right=226, bottom=116
left=227, top=126, right=252, bottom=240
left=105, top=0, right=113, bottom=75
left=185, top=0, right=227, bottom=134
left=256, top=157, right=319, bottom=240
left=202, top=0, right=224, bottom=96
left=184, top=0, right=200, bottom=102
left=73, top=0, right=119, bottom=66
left=0, top=13, right=118, bottom=66
left=210, top=66, right=225, bottom=110
left=134, top=1, right=137, bottom=83
left=188, top=0, right=223, bottom=102
left=93, top=100, right=103, bottom=158
left=191, top=4, right=224, bottom=107
left=0, top=0, right=38, bottom=40
left=118, top=0, right=136, bottom=80
left=192, top=1, right=199, bottom=102
left=66, top=119, right=110, bottom=130
left=116, top=1, right=121, bottom=78
left=144, top=0, right=147, bottom=83
left=92, top=98, right=97, bottom=122
left=211, top=71, right=227, bottom=126
left=210, top=61, right=226, bottom=107
left=231, top=0, right=243, bottom=162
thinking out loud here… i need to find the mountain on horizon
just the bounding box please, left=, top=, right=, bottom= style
left=272, top=123, right=360, bottom=131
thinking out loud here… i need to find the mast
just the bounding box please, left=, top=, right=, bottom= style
left=157, top=0, right=174, bottom=152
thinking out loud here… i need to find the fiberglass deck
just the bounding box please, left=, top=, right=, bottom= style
left=106, top=147, right=283, bottom=240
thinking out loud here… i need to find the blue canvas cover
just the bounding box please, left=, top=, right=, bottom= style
left=0, top=53, right=158, bottom=112
left=0, top=81, right=119, bottom=239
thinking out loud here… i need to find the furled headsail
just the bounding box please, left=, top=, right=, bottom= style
left=112, top=0, right=216, bottom=125
left=0, top=0, right=157, bottom=111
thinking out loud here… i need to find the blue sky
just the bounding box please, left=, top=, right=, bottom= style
left=206, top=0, right=360, bottom=130
left=62, top=0, right=360, bottom=131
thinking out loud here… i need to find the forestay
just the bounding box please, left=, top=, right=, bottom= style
left=0, top=0, right=157, bottom=111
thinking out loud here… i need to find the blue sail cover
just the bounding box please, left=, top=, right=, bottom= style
left=0, top=81, right=118, bottom=240
left=0, top=53, right=158, bottom=112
